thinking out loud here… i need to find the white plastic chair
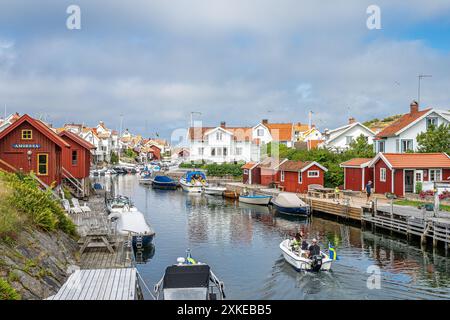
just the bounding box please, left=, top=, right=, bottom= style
left=71, top=198, right=92, bottom=213
left=62, top=199, right=82, bottom=214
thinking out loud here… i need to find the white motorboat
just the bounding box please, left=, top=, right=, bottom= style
left=203, top=186, right=226, bottom=196
left=179, top=171, right=208, bottom=193
left=109, top=210, right=155, bottom=247
left=106, top=195, right=138, bottom=214
left=239, top=194, right=272, bottom=205
left=279, top=239, right=332, bottom=272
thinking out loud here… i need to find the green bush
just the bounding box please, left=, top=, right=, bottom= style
left=205, top=163, right=244, bottom=177
left=0, top=278, right=20, bottom=300
left=0, top=172, right=76, bottom=236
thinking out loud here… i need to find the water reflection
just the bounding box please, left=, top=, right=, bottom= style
left=101, top=175, right=450, bottom=300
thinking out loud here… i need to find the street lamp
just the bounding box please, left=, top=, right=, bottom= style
left=27, top=150, right=33, bottom=166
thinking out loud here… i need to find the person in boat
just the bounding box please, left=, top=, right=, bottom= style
left=308, top=238, right=321, bottom=258
left=291, top=233, right=302, bottom=252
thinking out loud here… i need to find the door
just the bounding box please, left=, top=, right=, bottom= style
left=404, top=170, right=414, bottom=193
left=415, top=170, right=423, bottom=193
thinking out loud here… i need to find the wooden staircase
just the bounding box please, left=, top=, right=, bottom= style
left=61, top=167, right=86, bottom=198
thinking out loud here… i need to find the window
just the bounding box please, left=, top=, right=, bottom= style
left=211, top=148, right=216, bottom=156
left=415, top=170, right=423, bottom=182
left=395, top=139, right=400, bottom=153
left=217, top=148, right=223, bottom=156
left=426, top=117, right=438, bottom=129
left=257, top=129, right=264, bottom=137
left=401, top=139, right=413, bottom=153
left=280, top=171, right=285, bottom=182
left=243, top=169, right=249, bottom=175
left=377, top=141, right=385, bottom=153
left=37, top=154, right=48, bottom=176
left=72, top=150, right=78, bottom=165
left=307, top=170, right=319, bottom=178
left=198, top=147, right=204, bottom=156
left=380, top=168, right=386, bottom=182
left=429, top=169, right=442, bottom=182
left=21, top=130, right=32, bottom=140
left=298, top=172, right=302, bottom=184
left=345, top=136, right=353, bottom=145
left=223, top=148, right=227, bottom=156
left=216, top=132, right=223, bottom=141
left=235, top=147, right=242, bottom=156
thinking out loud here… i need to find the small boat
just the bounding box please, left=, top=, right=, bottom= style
left=154, top=250, right=225, bottom=300
left=239, top=194, right=272, bottom=205
left=139, top=171, right=153, bottom=185
left=106, top=195, right=138, bottom=214
left=223, top=190, right=239, bottom=199
left=203, top=185, right=226, bottom=196
left=271, top=193, right=311, bottom=216
left=151, top=175, right=178, bottom=190
left=110, top=210, right=155, bottom=247
left=179, top=171, right=208, bottom=193
left=279, top=239, right=332, bottom=272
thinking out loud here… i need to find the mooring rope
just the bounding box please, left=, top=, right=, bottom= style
left=136, top=269, right=157, bottom=300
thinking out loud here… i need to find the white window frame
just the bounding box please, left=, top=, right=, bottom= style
left=243, top=169, right=249, bottom=175
left=307, top=170, right=319, bottom=178
left=401, top=139, right=414, bottom=153
left=235, top=147, right=242, bottom=156
left=429, top=169, right=442, bottom=182
left=298, top=171, right=302, bottom=184
left=426, top=117, right=438, bottom=129
left=345, top=136, right=353, bottom=145
left=378, top=140, right=385, bottom=153
left=198, top=147, right=204, bottom=155
left=280, top=170, right=285, bottom=182
left=380, top=168, right=387, bottom=182
left=216, top=132, right=223, bottom=141
left=257, top=129, right=264, bottom=137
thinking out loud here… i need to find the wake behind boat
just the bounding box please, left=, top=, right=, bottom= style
left=271, top=193, right=311, bottom=216
left=179, top=171, right=208, bottom=193
left=279, top=239, right=332, bottom=272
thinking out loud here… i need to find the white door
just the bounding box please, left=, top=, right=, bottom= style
left=415, top=170, right=423, bottom=193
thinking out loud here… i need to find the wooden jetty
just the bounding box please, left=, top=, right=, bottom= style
left=46, top=268, right=141, bottom=300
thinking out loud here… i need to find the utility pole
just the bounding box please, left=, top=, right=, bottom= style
left=418, top=74, right=432, bottom=107
left=118, top=114, right=123, bottom=163
left=308, top=110, right=314, bottom=129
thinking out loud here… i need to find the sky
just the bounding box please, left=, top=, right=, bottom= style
left=0, top=1, right=450, bottom=142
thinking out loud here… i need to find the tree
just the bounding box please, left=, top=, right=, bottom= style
left=347, top=134, right=375, bottom=158
left=110, top=151, right=119, bottom=164
left=417, top=124, right=450, bottom=154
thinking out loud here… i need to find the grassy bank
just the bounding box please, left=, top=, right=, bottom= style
left=0, top=171, right=77, bottom=300
left=394, top=199, right=450, bottom=212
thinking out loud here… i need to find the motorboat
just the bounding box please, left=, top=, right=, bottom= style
left=271, top=193, right=311, bottom=216
left=179, top=171, right=208, bottom=193
left=202, top=185, right=226, bottom=196
left=106, top=195, right=138, bottom=214
left=154, top=250, right=225, bottom=300
left=223, top=190, right=239, bottom=199
left=151, top=175, right=178, bottom=190
left=239, top=194, right=272, bottom=205
left=279, top=239, right=332, bottom=272
left=109, top=210, right=155, bottom=247
left=139, top=170, right=153, bottom=185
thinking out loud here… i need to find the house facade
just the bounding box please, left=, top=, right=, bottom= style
left=374, top=101, right=450, bottom=153
left=241, top=162, right=261, bottom=185
left=340, top=158, right=374, bottom=191
left=278, top=160, right=328, bottom=193
left=253, top=119, right=295, bottom=147
left=321, top=118, right=375, bottom=151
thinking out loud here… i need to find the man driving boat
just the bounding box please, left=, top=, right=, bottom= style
left=308, top=238, right=321, bottom=258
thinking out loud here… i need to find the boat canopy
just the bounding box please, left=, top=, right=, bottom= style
left=185, top=171, right=206, bottom=182
left=154, top=175, right=175, bottom=183
left=274, top=193, right=307, bottom=207
left=116, top=212, right=154, bottom=235
left=163, top=265, right=210, bottom=289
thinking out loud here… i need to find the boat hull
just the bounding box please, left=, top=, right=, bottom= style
left=272, top=202, right=310, bottom=216
left=203, top=188, right=226, bottom=195
left=239, top=195, right=271, bottom=205
left=132, top=234, right=154, bottom=247
left=279, top=240, right=332, bottom=271
left=152, top=181, right=178, bottom=190
left=180, top=181, right=204, bottom=193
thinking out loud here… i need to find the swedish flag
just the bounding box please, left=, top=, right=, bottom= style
left=328, top=243, right=338, bottom=260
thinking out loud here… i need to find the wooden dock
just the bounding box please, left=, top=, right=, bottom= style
left=46, top=268, right=140, bottom=300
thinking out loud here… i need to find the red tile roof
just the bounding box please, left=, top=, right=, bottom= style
left=278, top=160, right=313, bottom=171
left=340, top=158, right=373, bottom=168
left=265, top=123, right=293, bottom=141
left=379, top=153, right=450, bottom=169
left=375, top=108, right=431, bottom=139
left=58, top=130, right=96, bottom=150
left=241, top=162, right=257, bottom=170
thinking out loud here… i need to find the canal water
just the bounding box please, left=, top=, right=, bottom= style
left=105, top=175, right=450, bottom=300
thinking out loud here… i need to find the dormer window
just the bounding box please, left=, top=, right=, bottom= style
left=257, top=129, right=264, bottom=136
left=21, top=130, right=32, bottom=140
left=216, top=132, right=223, bottom=141
left=426, top=117, right=438, bottom=129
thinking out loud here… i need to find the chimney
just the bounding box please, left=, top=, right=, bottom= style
left=220, top=121, right=226, bottom=128
left=262, top=119, right=268, bottom=124
left=410, top=100, right=419, bottom=114
left=348, top=117, right=356, bottom=125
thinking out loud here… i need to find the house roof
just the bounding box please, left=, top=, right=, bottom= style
left=0, top=114, right=70, bottom=149
left=293, top=123, right=310, bottom=132
left=326, top=122, right=374, bottom=144
left=257, top=157, right=288, bottom=170
left=265, top=123, right=293, bottom=141
left=241, top=162, right=258, bottom=170
left=58, top=130, right=96, bottom=150
left=340, top=158, right=373, bottom=168
left=375, top=108, right=432, bottom=139
left=369, top=153, right=450, bottom=169
left=279, top=160, right=328, bottom=172
left=188, top=126, right=260, bottom=144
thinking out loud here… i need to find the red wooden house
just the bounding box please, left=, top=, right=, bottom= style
left=340, top=158, right=373, bottom=191
left=278, top=160, right=328, bottom=193
left=257, top=157, right=287, bottom=186
left=148, top=145, right=162, bottom=160
left=368, top=153, right=450, bottom=197
left=58, top=130, right=95, bottom=179
left=0, top=114, right=70, bottom=187
left=241, top=162, right=261, bottom=184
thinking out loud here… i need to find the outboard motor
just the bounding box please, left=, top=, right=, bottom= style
left=311, top=255, right=323, bottom=272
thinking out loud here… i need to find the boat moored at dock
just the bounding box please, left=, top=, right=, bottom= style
left=271, top=193, right=311, bottom=216
left=239, top=194, right=272, bottom=205
left=202, top=185, right=227, bottom=195
left=179, top=171, right=208, bottom=193
left=109, top=210, right=155, bottom=247
left=151, top=175, right=178, bottom=190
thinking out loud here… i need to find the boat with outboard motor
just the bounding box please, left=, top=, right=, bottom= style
left=153, top=250, right=225, bottom=300
left=279, top=239, right=332, bottom=271
left=239, top=193, right=272, bottom=205
left=271, top=193, right=311, bottom=216
left=179, top=171, right=208, bottom=193
left=109, top=210, right=155, bottom=247
left=202, top=185, right=226, bottom=196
